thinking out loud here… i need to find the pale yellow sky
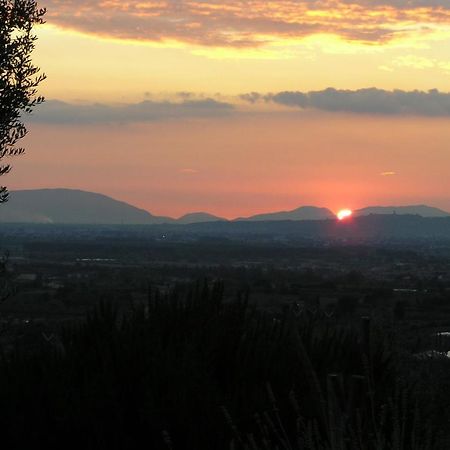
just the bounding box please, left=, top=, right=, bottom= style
left=35, top=23, right=450, bottom=102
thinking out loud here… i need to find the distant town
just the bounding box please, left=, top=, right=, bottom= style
left=1, top=220, right=449, bottom=356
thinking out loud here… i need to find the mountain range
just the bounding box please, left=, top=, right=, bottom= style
left=0, top=188, right=448, bottom=224
left=354, top=205, right=450, bottom=218
left=236, top=206, right=334, bottom=221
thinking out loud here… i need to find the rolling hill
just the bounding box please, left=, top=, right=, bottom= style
left=237, top=206, right=335, bottom=222
left=355, top=205, right=450, bottom=218
left=0, top=189, right=449, bottom=225
left=177, top=212, right=226, bottom=224
left=0, top=189, right=172, bottom=225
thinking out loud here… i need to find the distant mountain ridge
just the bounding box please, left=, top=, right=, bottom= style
left=236, top=206, right=335, bottom=222
left=0, top=189, right=448, bottom=224
left=0, top=189, right=225, bottom=225
left=355, top=205, right=450, bottom=218
left=0, top=189, right=168, bottom=225
left=177, top=212, right=226, bottom=224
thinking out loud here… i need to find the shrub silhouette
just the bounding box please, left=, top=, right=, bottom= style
left=0, top=281, right=439, bottom=449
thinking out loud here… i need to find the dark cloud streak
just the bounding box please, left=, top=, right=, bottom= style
left=29, top=99, right=234, bottom=125
left=242, top=88, right=450, bottom=116
left=28, top=89, right=450, bottom=125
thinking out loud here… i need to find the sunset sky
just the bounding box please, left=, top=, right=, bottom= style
left=10, top=0, right=450, bottom=218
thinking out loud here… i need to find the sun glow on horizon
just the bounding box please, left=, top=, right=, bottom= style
left=337, top=209, right=353, bottom=221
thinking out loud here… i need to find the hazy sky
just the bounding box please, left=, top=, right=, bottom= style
left=8, top=0, right=450, bottom=217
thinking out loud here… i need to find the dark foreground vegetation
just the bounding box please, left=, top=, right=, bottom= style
left=0, top=281, right=449, bottom=449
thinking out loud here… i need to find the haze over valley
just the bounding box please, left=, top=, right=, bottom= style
left=1, top=189, right=448, bottom=225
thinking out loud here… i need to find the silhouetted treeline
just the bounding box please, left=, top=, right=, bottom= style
left=0, top=282, right=446, bottom=449
left=2, top=214, right=450, bottom=243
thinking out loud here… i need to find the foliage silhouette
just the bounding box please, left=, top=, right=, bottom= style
left=0, top=0, right=45, bottom=202
left=0, top=282, right=441, bottom=449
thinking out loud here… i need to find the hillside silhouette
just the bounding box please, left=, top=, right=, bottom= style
left=237, top=205, right=335, bottom=221
left=0, top=189, right=171, bottom=225
left=1, top=189, right=448, bottom=225
left=355, top=205, right=449, bottom=218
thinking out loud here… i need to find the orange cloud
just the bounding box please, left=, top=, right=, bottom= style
left=41, top=0, right=450, bottom=47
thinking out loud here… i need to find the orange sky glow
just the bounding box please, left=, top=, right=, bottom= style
left=6, top=0, right=450, bottom=217
left=12, top=113, right=450, bottom=218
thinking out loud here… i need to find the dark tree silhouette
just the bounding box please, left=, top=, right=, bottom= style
left=0, top=0, right=46, bottom=203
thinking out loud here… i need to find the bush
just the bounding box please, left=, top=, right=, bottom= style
left=0, top=282, right=440, bottom=449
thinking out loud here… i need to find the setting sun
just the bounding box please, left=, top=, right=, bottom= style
left=337, top=209, right=353, bottom=221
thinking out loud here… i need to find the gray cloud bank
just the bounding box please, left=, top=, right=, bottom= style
left=241, top=88, right=450, bottom=116
left=28, top=89, right=450, bottom=125
left=29, top=99, right=234, bottom=125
